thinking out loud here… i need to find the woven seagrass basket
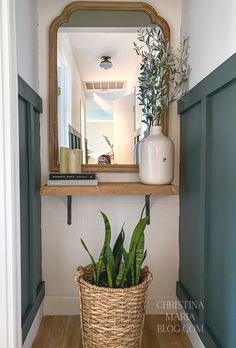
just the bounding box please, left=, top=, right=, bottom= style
left=75, top=264, right=153, bottom=348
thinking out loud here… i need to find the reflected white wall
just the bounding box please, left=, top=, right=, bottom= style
left=113, top=94, right=135, bottom=164
left=87, top=121, right=113, bottom=163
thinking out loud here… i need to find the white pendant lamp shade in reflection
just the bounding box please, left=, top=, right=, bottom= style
left=99, top=56, right=113, bottom=70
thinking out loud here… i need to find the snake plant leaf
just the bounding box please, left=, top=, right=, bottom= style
left=131, top=254, right=136, bottom=286
left=80, top=238, right=97, bottom=284
left=115, top=248, right=130, bottom=288
left=129, top=216, right=149, bottom=256
left=123, top=249, right=132, bottom=287
left=139, top=204, right=146, bottom=220
left=113, top=225, right=125, bottom=274
left=129, top=217, right=149, bottom=285
left=142, top=249, right=147, bottom=263
left=106, top=246, right=116, bottom=288
left=116, top=215, right=148, bottom=287
left=135, top=232, right=145, bottom=284
left=115, top=263, right=126, bottom=288
left=123, top=247, right=129, bottom=267
left=115, top=247, right=131, bottom=288
left=113, top=225, right=125, bottom=257
left=96, top=211, right=112, bottom=284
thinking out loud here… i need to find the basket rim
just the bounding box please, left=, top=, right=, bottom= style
left=75, top=264, right=153, bottom=292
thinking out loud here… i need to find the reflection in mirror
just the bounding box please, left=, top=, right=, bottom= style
left=57, top=10, right=156, bottom=165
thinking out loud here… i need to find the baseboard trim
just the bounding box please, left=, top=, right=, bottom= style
left=43, top=295, right=178, bottom=315
left=22, top=302, right=43, bottom=348
left=22, top=281, right=45, bottom=342
left=154, top=295, right=180, bottom=314
left=177, top=281, right=218, bottom=347
left=43, top=296, right=80, bottom=315
left=178, top=306, right=205, bottom=348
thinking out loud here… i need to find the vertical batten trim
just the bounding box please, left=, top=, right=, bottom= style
left=198, top=96, right=208, bottom=324
left=28, top=103, right=37, bottom=303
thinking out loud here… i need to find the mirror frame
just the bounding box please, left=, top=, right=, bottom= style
left=49, top=1, right=170, bottom=172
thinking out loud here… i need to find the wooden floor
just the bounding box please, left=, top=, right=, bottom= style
left=32, top=315, right=192, bottom=348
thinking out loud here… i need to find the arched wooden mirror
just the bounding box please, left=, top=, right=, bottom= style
left=49, top=1, right=170, bottom=172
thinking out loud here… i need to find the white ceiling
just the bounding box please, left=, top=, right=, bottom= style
left=60, top=31, right=141, bottom=87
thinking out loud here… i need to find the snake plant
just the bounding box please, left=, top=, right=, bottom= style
left=81, top=209, right=149, bottom=288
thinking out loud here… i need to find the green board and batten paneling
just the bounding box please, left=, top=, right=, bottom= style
left=18, top=76, right=45, bottom=343
left=177, top=53, right=236, bottom=347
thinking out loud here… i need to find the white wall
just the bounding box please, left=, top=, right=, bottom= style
left=113, top=94, right=135, bottom=164
left=0, top=0, right=22, bottom=346
left=182, top=0, right=236, bottom=89
left=39, top=0, right=182, bottom=315
left=15, top=0, right=39, bottom=91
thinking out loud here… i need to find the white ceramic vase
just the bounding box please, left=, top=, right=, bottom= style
left=134, top=130, right=150, bottom=164
left=139, top=126, right=174, bottom=185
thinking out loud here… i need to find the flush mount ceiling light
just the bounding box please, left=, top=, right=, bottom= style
left=99, top=56, right=113, bottom=70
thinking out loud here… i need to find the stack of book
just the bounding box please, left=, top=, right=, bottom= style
left=47, top=173, right=98, bottom=186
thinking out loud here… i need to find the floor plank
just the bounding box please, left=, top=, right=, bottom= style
left=32, top=315, right=192, bottom=348
left=62, top=316, right=81, bottom=348
left=32, top=316, right=53, bottom=348
left=142, top=315, right=161, bottom=348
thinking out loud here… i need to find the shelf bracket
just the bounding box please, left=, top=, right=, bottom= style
left=66, top=194, right=150, bottom=226
left=67, top=195, right=72, bottom=225
left=145, top=195, right=151, bottom=225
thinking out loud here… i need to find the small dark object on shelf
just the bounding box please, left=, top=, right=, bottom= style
left=98, top=154, right=111, bottom=164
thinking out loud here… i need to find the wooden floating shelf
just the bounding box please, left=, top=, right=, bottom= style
left=40, top=182, right=179, bottom=196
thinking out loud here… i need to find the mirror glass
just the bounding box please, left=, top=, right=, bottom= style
left=57, top=10, right=155, bottom=165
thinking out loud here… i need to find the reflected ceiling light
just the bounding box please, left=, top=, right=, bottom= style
left=99, top=56, right=113, bottom=70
